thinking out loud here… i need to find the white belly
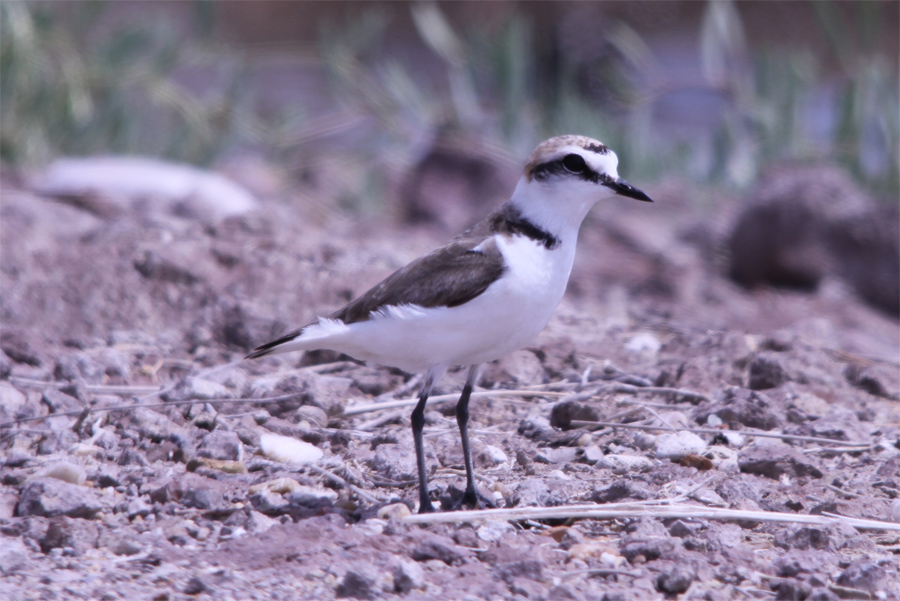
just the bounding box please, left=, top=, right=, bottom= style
left=316, top=235, right=576, bottom=373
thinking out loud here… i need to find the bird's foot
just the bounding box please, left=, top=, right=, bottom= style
left=417, top=497, right=437, bottom=514
left=442, top=485, right=496, bottom=511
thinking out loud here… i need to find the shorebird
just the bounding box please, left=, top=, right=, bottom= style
left=247, top=135, right=653, bottom=513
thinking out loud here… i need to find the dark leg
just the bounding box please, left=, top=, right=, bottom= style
left=411, top=375, right=437, bottom=513
left=456, top=365, right=481, bottom=508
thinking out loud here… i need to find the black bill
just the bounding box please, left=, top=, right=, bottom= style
left=604, top=178, right=654, bottom=202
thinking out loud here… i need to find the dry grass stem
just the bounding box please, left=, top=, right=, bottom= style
left=803, top=445, right=875, bottom=454
left=403, top=502, right=900, bottom=531
left=342, top=389, right=563, bottom=417
left=825, top=484, right=860, bottom=499
left=569, top=420, right=871, bottom=447
left=665, top=474, right=720, bottom=504
left=603, top=383, right=711, bottom=403
left=355, top=410, right=406, bottom=431
left=0, top=392, right=309, bottom=429
left=343, top=381, right=713, bottom=417
left=9, top=377, right=161, bottom=395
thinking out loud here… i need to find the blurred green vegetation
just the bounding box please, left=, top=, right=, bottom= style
left=0, top=0, right=240, bottom=166
left=1, top=0, right=897, bottom=200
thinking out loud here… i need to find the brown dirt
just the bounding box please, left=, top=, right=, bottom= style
left=1, top=164, right=898, bottom=600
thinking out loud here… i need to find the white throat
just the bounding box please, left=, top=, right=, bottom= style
left=508, top=178, right=610, bottom=244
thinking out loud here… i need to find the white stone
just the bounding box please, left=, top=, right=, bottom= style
left=393, top=560, right=426, bottom=593
left=655, top=431, right=708, bottom=459
left=0, top=382, right=26, bottom=415
left=481, top=445, right=509, bottom=465
left=287, top=485, right=337, bottom=507
left=32, top=156, right=258, bottom=222
left=187, top=378, right=232, bottom=400
left=361, top=518, right=386, bottom=535
left=476, top=520, right=515, bottom=542
left=246, top=510, right=278, bottom=534
left=377, top=503, right=412, bottom=521
left=597, top=453, right=654, bottom=475
left=259, top=434, right=323, bottom=465
left=248, top=477, right=302, bottom=495
left=624, top=332, right=661, bottom=356
left=721, top=431, right=746, bottom=447
left=704, top=445, right=740, bottom=473
left=549, top=469, right=574, bottom=480
left=32, top=461, right=86, bottom=485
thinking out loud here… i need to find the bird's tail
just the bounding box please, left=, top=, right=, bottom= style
left=245, top=318, right=348, bottom=360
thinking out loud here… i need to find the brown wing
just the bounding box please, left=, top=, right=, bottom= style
left=332, top=235, right=505, bottom=324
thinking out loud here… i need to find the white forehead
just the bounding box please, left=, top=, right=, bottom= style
left=525, top=135, right=620, bottom=178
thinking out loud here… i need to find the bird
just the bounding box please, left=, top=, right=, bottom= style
left=246, top=135, right=653, bottom=513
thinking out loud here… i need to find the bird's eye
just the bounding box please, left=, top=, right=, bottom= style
left=562, top=154, right=586, bottom=174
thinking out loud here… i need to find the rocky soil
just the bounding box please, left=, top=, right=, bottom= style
left=1, top=160, right=898, bottom=600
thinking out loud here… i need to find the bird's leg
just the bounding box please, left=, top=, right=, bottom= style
left=411, top=372, right=438, bottom=514
left=456, top=364, right=481, bottom=509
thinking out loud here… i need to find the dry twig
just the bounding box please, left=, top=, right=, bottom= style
left=306, top=464, right=382, bottom=505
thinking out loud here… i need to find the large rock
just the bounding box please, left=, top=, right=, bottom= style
left=697, top=387, right=783, bottom=430
left=0, top=536, right=30, bottom=574
left=738, top=445, right=823, bottom=480
left=400, top=133, right=518, bottom=233
left=16, top=478, right=102, bottom=519
left=31, top=156, right=258, bottom=222
left=0, top=381, right=29, bottom=422
left=728, top=166, right=899, bottom=315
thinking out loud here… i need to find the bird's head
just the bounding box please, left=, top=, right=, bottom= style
left=524, top=135, right=653, bottom=202
left=511, top=135, right=653, bottom=237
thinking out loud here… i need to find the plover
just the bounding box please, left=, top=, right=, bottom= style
left=247, top=135, right=653, bottom=513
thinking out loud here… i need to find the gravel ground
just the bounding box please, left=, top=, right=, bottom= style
left=1, top=162, right=898, bottom=600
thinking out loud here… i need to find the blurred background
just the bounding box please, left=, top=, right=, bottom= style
left=2, top=0, right=898, bottom=201
left=1, top=0, right=898, bottom=353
